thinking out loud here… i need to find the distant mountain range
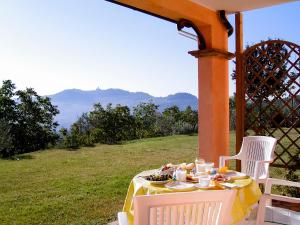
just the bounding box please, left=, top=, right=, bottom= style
left=48, top=88, right=198, bottom=128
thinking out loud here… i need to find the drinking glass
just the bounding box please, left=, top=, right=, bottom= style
left=205, top=162, right=215, bottom=173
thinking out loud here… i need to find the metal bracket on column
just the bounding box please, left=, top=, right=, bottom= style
left=177, top=19, right=206, bottom=50
left=218, top=10, right=234, bottom=37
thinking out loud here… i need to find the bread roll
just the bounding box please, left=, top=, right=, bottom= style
left=186, top=163, right=195, bottom=170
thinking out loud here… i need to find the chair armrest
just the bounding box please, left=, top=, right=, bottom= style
left=253, top=160, right=273, bottom=180
left=265, top=178, right=300, bottom=194
left=118, top=212, right=128, bottom=225
left=256, top=193, right=300, bottom=225
left=219, top=155, right=239, bottom=167
left=264, top=193, right=300, bottom=204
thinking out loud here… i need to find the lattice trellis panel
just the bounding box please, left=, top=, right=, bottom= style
left=243, top=40, right=300, bottom=168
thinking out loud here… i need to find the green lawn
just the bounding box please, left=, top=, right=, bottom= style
left=0, top=135, right=204, bottom=225
left=0, top=132, right=291, bottom=225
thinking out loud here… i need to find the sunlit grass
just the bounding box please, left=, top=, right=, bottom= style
left=0, top=131, right=296, bottom=225
left=0, top=135, right=200, bottom=225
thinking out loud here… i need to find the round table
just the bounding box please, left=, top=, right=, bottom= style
left=123, top=169, right=262, bottom=225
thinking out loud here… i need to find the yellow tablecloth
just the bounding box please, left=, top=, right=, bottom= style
left=123, top=169, right=262, bottom=225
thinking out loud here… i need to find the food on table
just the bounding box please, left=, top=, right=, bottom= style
left=186, top=163, right=195, bottom=170
left=209, top=168, right=217, bottom=175
left=160, top=163, right=177, bottom=178
left=186, top=174, right=199, bottom=183
left=218, top=166, right=228, bottom=173
left=212, top=174, right=230, bottom=182
left=161, top=163, right=175, bottom=171
left=179, top=163, right=187, bottom=170
left=143, top=174, right=171, bottom=181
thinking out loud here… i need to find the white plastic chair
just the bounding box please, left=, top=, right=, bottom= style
left=118, top=189, right=236, bottom=225
left=256, top=178, right=300, bottom=225
left=219, top=136, right=277, bottom=184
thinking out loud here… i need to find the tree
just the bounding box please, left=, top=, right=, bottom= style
left=181, top=106, right=198, bottom=133
left=0, top=119, right=13, bottom=158
left=88, top=103, right=136, bottom=144
left=15, top=88, right=59, bottom=152
left=133, top=102, right=159, bottom=138
left=0, top=80, right=59, bottom=157
left=163, top=106, right=181, bottom=122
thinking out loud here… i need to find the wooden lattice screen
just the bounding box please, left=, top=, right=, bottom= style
left=242, top=40, right=300, bottom=168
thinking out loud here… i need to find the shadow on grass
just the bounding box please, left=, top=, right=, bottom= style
left=65, top=147, right=81, bottom=151
left=9, top=154, right=35, bottom=160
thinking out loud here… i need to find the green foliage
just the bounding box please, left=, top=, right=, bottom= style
left=154, top=115, right=175, bottom=136
left=0, top=80, right=59, bottom=158
left=59, top=104, right=137, bottom=146
left=180, top=106, right=198, bottom=134
left=59, top=103, right=199, bottom=148
left=133, top=102, right=159, bottom=138
left=229, top=96, right=236, bottom=130
left=162, top=105, right=181, bottom=121
left=282, top=155, right=300, bottom=197
left=0, top=119, right=14, bottom=158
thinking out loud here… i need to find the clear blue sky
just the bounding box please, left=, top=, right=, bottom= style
left=0, top=0, right=299, bottom=97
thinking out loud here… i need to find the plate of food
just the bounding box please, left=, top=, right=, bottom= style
left=186, top=174, right=199, bottom=183
left=141, top=173, right=172, bottom=185
left=165, top=181, right=195, bottom=191
left=212, top=174, right=232, bottom=182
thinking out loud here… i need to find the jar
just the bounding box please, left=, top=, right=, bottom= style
left=195, top=158, right=205, bottom=173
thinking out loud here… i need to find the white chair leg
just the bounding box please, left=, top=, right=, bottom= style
left=118, top=212, right=128, bottom=225
left=256, top=196, right=267, bottom=225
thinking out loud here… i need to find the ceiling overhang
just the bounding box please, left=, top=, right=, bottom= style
left=191, top=0, right=296, bottom=14
left=105, top=0, right=218, bottom=26
left=106, top=0, right=296, bottom=22
left=106, top=0, right=296, bottom=50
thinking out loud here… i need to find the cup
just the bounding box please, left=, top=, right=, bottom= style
left=175, top=169, right=187, bottom=182
left=196, top=163, right=206, bottom=174
left=205, top=162, right=215, bottom=173
left=198, top=175, right=211, bottom=187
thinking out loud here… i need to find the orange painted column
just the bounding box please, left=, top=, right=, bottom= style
left=190, top=24, right=231, bottom=167
left=198, top=56, right=229, bottom=165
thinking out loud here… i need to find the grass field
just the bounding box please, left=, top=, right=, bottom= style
left=0, top=132, right=294, bottom=225
left=0, top=135, right=203, bottom=225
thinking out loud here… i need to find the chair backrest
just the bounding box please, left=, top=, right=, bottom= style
left=133, top=190, right=236, bottom=225
left=239, top=136, right=277, bottom=179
